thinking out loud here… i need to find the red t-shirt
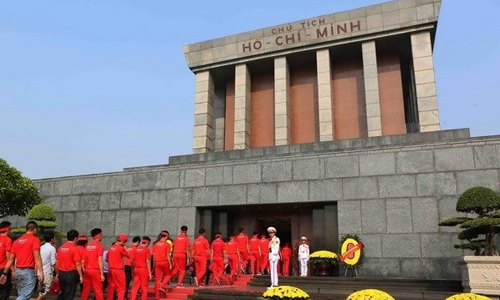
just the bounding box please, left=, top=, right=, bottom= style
left=124, top=245, right=137, bottom=266
left=11, top=232, right=41, bottom=268
left=210, top=238, right=225, bottom=258
left=281, top=247, right=292, bottom=259
left=173, top=234, right=190, bottom=254
left=235, top=233, right=248, bottom=250
left=192, top=236, right=209, bottom=257
left=0, top=235, right=12, bottom=268
left=132, top=246, right=150, bottom=269
left=152, top=240, right=170, bottom=262
left=248, top=236, right=260, bottom=252
left=259, top=238, right=269, bottom=255
left=77, top=246, right=86, bottom=263
left=84, top=240, right=104, bottom=270
left=107, top=244, right=129, bottom=270
left=57, top=242, right=81, bottom=271
left=226, top=240, right=237, bottom=255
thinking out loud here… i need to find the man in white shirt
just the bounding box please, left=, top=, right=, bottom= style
left=267, top=227, right=280, bottom=289
left=298, top=236, right=310, bottom=277
left=37, top=232, right=56, bottom=300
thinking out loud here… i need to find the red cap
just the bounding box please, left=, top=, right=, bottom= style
left=79, top=236, right=88, bottom=242
left=117, top=234, right=128, bottom=242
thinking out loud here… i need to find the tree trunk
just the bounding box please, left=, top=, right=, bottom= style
left=485, top=225, right=497, bottom=256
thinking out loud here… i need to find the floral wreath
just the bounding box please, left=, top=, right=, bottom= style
left=339, top=234, right=364, bottom=268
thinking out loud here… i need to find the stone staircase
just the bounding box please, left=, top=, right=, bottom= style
left=249, top=275, right=463, bottom=300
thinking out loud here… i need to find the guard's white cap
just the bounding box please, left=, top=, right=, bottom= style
left=301, top=236, right=307, bottom=240
left=267, top=226, right=277, bottom=233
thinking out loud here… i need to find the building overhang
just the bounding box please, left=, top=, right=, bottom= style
left=183, top=0, right=441, bottom=73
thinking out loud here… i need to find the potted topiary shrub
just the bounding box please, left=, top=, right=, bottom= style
left=11, top=204, right=65, bottom=241
left=439, top=186, right=500, bottom=296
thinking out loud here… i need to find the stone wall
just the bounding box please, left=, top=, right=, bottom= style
left=8, top=129, right=500, bottom=280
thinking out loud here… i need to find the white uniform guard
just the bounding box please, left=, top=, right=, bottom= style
left=267, top=227, right=280, bottom=288
left=298, top=236, right=310, bottom=276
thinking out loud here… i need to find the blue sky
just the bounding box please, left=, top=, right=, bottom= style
left=1, top=0, right=499, bottom=179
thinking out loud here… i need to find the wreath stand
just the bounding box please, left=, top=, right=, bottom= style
left=343, top=265, right=359, bottom=277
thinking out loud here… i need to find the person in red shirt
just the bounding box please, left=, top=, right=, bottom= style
left=81, top=228, right=105, bottom=300
left=225, top=236, right=240, bottom=285
left=248, top=231, right=261, bottom=275
left=106, top=234, right=130, bottom=300
left=76, top=235, right=88, bottom=293
left=152, top=231, right=171, bottom=299
left=0, top=221, right=13, bottom=300
left=259, top=234, right=270, bottom=275
left=161, top=226, right=190, bottom=290
left=1, top=221, right=43, bottom=300
left=130, top=237, right=152, bottom=300
left=191, top=229, right=209, bottom=287
left=209, top=233, right=224, bottom=285
left=56, top=229, right=83, bottom=300
left=280, top=243, right=292, bottom=276
left=235, top=228, right=250, bottom=273
left=125, top=236, right=140, bottom=299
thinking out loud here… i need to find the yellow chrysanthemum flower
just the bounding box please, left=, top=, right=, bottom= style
left=347, top=289, right=395, bottom=300
left=445, top=293, right=492, bottom=300
left=262, top=285, right=310, bottom=299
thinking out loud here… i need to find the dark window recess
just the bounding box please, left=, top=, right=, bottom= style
left=401, top=57, right=420, bottom=133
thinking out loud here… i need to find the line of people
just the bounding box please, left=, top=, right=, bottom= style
left=0, top=221, right=310, bottom=300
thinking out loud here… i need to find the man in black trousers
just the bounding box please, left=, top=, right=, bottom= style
left=56, top=230, right=83, bottom=300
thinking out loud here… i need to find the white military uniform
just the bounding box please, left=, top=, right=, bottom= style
left=298, top=243, right=310, bottom=276
left=268, top=228, right=280, bottom=288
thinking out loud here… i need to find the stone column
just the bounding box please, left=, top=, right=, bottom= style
left=411, top=31, right=440, bottom=132
left=362, top=41, right=382, bottom=137
left=274, top=57, right=291, bottom=146
left=234, top=64, right=251, bottom=150
left=316, top=49, right=334, bottom=142
left=192, top=71, right=214, bottom=153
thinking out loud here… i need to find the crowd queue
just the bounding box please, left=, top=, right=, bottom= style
left=0, top=220, right=311, bottom=300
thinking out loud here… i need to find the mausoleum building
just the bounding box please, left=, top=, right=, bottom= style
left=12, top=0, right=500, bottom=280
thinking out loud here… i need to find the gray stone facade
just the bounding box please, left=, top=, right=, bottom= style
left=7, top=128, right=500, bottom=280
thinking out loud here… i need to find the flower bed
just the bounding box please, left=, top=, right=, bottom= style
left=347, top=289, right=394, bottom=300
left=262, top=286, right=310, bottom=300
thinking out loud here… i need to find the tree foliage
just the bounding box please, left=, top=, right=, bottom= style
left=0, top=158, right=41, bottom=218
left=439, top=186, right=500, bottom=256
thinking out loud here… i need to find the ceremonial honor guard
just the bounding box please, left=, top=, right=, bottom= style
left=81, top=228, right=105, bottom=300
left=267, top=227, right=280, bottom=289
left=298, top=236, right=309, bottom=277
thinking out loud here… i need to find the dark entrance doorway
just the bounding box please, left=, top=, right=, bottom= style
left=256, top=217, right=292, bottom=245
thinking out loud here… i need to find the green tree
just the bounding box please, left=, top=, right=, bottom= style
left=439, top=186, right=500, bottom=256
left=0, top=158, right=42, bottom=218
